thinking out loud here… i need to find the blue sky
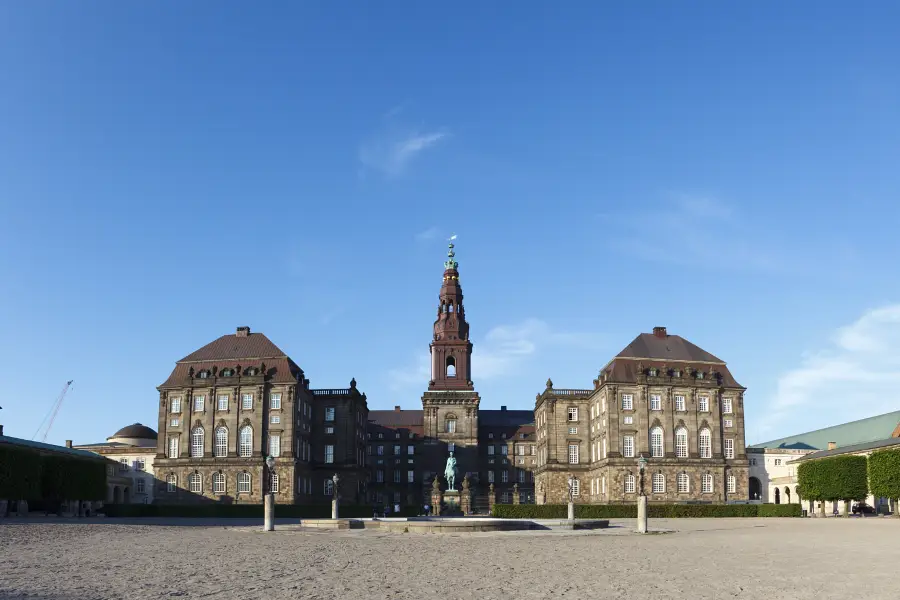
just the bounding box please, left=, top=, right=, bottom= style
left=2, top=2, right=899, bottom=447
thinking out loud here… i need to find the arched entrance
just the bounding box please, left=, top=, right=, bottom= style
left=123, top=487, right=130, bottom=504
left=749, top=477, right=762, bottom=500
left=113, top=486, right=122, bottom=503
left=784, top=487, right=791, bottom=503
left=774, top=488, right=781, bottom=504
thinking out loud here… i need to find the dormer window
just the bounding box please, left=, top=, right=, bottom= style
left=198, top=371, right=209, bottom=379
left=696, top=371, right=704, bottom=380
left=648, top=368, right=658, bottom=377
left=221, top=368, right=234, bottom=377
left=246, top=368, right=257, bottom=376
left=672, top=369, right=681, bottom=378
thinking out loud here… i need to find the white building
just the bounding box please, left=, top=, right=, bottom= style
left=74, top=423, right=158, bottom=504
left=747, top=447, right=813, bottom=503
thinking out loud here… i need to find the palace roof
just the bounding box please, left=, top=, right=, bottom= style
left=750, top=410, right=900, bottom=450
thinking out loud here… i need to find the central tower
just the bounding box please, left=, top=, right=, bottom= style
left=429, top=241, right=473, bottom=391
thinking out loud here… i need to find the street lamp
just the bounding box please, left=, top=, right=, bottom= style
left=636, top=454, right=648, bottom=534
left=637, top=454, right=648, bottom=497
left=263, top=455, right=275, bottom=532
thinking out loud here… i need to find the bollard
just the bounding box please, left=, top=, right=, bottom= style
left=264, top=493, right=274, bottom=531
left=567, top=501, right=574, bottom=521
left=332, top=497, right=339, bottom=519
left=637, top=496, right=648, bottom=533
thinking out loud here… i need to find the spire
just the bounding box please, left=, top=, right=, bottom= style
left=429, top=235, right=473, bottom=391
left=444, top=237, right=458, bottom=271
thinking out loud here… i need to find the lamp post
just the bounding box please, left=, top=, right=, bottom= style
left=263, top=455, right=275, bottom=532
left=331, top=473, right=340, bottom=519
left=567, top=475, right=575, bottom=521
left=636, top=454, right=648, bottom=533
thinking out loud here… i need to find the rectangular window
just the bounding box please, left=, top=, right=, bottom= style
left=407, top=470, right=414, bottom=483
left=488, top=446, right=495, bottom=455
left=488, top=432, right=494, bottom=439
left=568, top=427, right=577, bottom=435
left=168, top=437, right=179, bottom=458
left=571, top=479, right=580, bottom=496
left=567, top=407, right=578, bottom=421
left=325, top=407, right=336, bottom=422
left=625, top=475, right=635, bottom=494
left=518, top=470, right=525, bottom=483
left=723, top=398, right=733, bottom=414
left=325, top=426, right=334, bottom=434
left=167, top=475, right=177, bottom=492
left=217, top=395, right=228, bottom=411
left=134, top=477, right=144, bottom=494
left=271, top=415, right=281, bottom=424
left=135, top=458, right=145, bottom=471
left=650, top=394, right=661, bottom=411
left=623, top=436, right=635, bottom=458
left=602, top=437, right=607, bottom=458
left=407, top=445, right=414, bottom=455
left=393, top=445, right=401, bottom=455
left=194, top=396, right=205, bottom=412
left=501, top=470, right=509, bottom=483
left=170, top=418, right=180, bottom=427
left=270, top=393, right=281, bottom=410
left=774, top=459, right=782, bottom=466
left=446, top=419, right=456, bottom=433
left=119, top=458, right=128, bottom=472
left=724, top=418, right=733, bottom=428
left=500, top=445, right=507, bottom=456
left=269, top=435, right=281, bottom=458
left=376, top=470, right=384, bottom=483
left=242, top=394, right=253, bottom=410
left=622, top=394, right=633, bottom=411
left=702, top=474, right=713, bottom=493
left=170, top=398, right=181, bottom=413
left=568, top=444, right=579, bottom=464
left=650, top=429, right=663, bottom=458
left=530, top=445, right=536, bottom=455
left=699, top=396, right=709, bottom=412
left=488, top=471, right=494, bottom=483
left=377, top=445, right=384, bottom=456
left=724, top=439, right=735, bottom=459
left=393, top=470, right=401, bottom=483
left=325, top=479, right=335, bottom=495
left=675, top=395, right=686, bottom=411
left=325, top=445, right=334, bottom=463
left=602, top=476, right=606, bottom=494
left=623, top=416, right=633, bottom=425
left=727, top=474, right=736, bottom=494
left=517, top=445, right=525, bottom=456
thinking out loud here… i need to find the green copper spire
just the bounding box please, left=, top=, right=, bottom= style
left=444, top=235, right=458, bottom=270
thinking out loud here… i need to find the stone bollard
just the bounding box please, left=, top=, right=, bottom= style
left=331, top=497, right=339, bottom=519
left=637, top=496, right=648, bottom=533
left=567, top=500, right=575, bottom=521
left=263, top=494, right=274, bottom=531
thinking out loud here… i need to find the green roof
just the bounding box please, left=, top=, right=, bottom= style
left=0, top=434, right=106, bottom=461
left=749, top=410, right=900, bottom=450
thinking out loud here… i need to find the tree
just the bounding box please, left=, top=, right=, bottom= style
left=868, top=447, right=900, bottom=517
left=798, top=455, right=868, bottom=516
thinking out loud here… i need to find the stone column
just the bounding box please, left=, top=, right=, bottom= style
left=264, top=493, right=274, bottom=531
left=637, top=495, right=648, bottom=533
left=488, top=483, right=496, bottom=515
left=430, top=477, right=442, bottom=517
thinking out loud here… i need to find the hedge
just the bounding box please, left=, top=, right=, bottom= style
left=798, top=454, right=868, bottom=501
left=0, top=445, right=43, bottom=500
left=491, top=503, right=801, bottom=518
left=1, top=446, right=106, bottom=504
left=868, top=448, right=900, bottom=501
left=102, top=504, right=421, bottom=518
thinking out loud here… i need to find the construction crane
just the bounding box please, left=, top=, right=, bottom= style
left=32, top=380, right=74, bottom=443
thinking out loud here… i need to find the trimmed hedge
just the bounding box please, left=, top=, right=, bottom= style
left=798, top=455, right=868, bottom=501
left=102, top=504, right=421, bottom=518
left=0, top=446, right=106, bottom=503
left=0, top=445, right=43, bottom=500
left=492, top=503, right=801, bottom=518
left=868, top=448, right=900, bottom=501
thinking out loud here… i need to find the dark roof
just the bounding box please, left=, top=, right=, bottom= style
left=479, top=410, right=534, bottom=427
left=791, top=437, right=900, bottom=462
left=179, top=331, right=288, bottom=362
left=604, top=358, right=743, bottom=388
left=749, top=410, right=900, bottom=450
left=111, top=423, right=157, bottom=440
left=369, top=410, right=424, bottom=427
left=616, top=333, right=724, bottom=363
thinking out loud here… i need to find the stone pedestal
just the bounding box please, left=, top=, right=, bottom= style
left=444, top=490, right=460, bottom=514
left=460, top=476, right=472, bottom=515
left=637, top=495, right=648, bottom=533
left=431, top=477, right=442, bottom=517
left=263, top=493, right=274, bottom=531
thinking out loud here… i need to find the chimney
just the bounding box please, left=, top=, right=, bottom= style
left=0, top=424, right=4, bottom=436
left=827, top=441, right=837, bottom=450
left=65, top=440, right=72, bottom=448
left=501, top=405, right=507, bottom=411
left=653, top=326, right=667, bottom=338
left=236, top=326, right=250, bottom=337
left=394, top=406, right=401, bottom=412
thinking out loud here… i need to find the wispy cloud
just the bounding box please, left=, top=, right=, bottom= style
left=756, top=304, right=900, bottom=441
left=358, top=125, right=448, bottom=178
left=415, top=227, right=440, bottom=242
left=387, top=318, right=604, bottom=390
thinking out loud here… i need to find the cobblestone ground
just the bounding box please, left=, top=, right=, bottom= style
left=1, top=517, right=897, bottom=600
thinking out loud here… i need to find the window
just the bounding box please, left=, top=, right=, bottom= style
left=213, top=472, right=225, bottom=494
left=198, top=370, right=209, bottom=379
left=239, top=426, right=253, bottom=457
left=221, top=368, right=234, bottom=377
left=242, top=394, right=253, bottom=410
left=650, top=394, right=661, bottom=411
left=488, top=433, right=494, bottom=439
left=602, top=438, right=607, bottom=458
left=188, top=473, right=202, bottom=493
left=568, top=444, right=579, bottom=464
left=516, top=445, right=525, bottom=456
left=217, top=395, right=229, bottom=411
left=750, top=458, right=757, bottom=466
left=448, top=442, right=455, bottom=453
left=324, top=479, right=334, bottom=495
left=269, top=435, right=281, bottom=458
left=119, top=458, right=128, bottom=471
left=724, top=438, right=734, bottom=459
left=325, top=445, right=334, bottom=463
left=168, top=437, right=179, bottom=458
left=191, top=427, right=204, bottom=457
left=652, top=473, right=665, bottom=494
left=675, top=427, right=688, bottom=458
left=407, top=445, right=414, bottom=455
left=625, top=473, right=636, bottom=494
left=623, top=435, right=635, bottom=458
left=488, top=471, right=494, bottom=483
left=602, top=476, right=607, bottom=494
left=650, top=427, right=663, bottom=458
left=325, top=407, right=336, bottom=421
left=567, top=407, right=578, bottom=421
left=724, top=418, right=733, bottom=428
left=699, top=428, right=711, bottom=459
left=568, top=427, right=577, bottom=435
left=377, top=445, right=384, bottom=455
left=624, top=415, right=633, bottom=425
left=727, top=474, right=736, bottom=494
left=501, top=471, right=509, bottom=483
left=376, top=470, right=385, bottom=483
left=723, top=398, right=733, bottom=414
left=166, top=474, right=177, bottom=492
left=702, top=473, right=713, bottom=493
left=270, top=393, right=281, bottom=410
left=677, top=472, right=689, bottom=493
left=518, top=470, right=525, bottom=483
left=675, top=395, right=686, bottom=412
left=136, top=478, right=145, bottom=494
left=194, top=396, right=205, bottom=412
left=699, top=396, right=709, bottom=412
left=445, top=418, right=456, bottom=433
left=622, top=394, right=633, bottom=410
left=270, top=473, right=280, bottom=494
left=500, top=445, right=507, bottom=456
left=215, top=427, right=228, bottom=457
left=325, top=426, right=333, bottom=434
left=271, top=415, right=281, bottom=424
left=488, top=446, right=495, bottom=456
left=171, top=398, right=181, bottom=413
left=571, top=478, right=580, bottom=496
left=170, top=417, right=180, bottom=427
left=408, top=470, right=415, bottom=483
left=135, top=458, right=145, bottom=471
left=238, top=472, right=251, bottom=493
left=530, top=445, right=536, bottom=456
left=774, top=459, right=782, bottom=466
left=394, top=445, right=401, bottom=455
left=393, top=470, right=401, bottom=483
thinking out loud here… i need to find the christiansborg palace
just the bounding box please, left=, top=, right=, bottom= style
left=146, top=242, right=749, bottom=509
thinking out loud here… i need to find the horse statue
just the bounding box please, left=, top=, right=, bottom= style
left=444, top=452, right=458, bottom=491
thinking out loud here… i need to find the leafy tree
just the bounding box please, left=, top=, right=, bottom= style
left=868, top=448, right=900, bottom=515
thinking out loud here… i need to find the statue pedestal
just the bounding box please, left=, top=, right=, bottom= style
left=443, top=490, right=461, bottom=514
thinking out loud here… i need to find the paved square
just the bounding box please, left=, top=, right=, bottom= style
left=1, top=518, right=896, bottom=599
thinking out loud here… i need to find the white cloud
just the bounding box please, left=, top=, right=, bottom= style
left=415, top=227, right=440, bottom=242
left=758, top=304, right=900, bottom=440
left=358, top=128, right=448, bottom=178
left=387, top=318, right=603, bottom=390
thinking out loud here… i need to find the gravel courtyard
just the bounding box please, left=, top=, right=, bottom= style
left=1, top=517, right=896, bottom=600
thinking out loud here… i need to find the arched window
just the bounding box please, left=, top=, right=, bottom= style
left=213, top=472, right=226, bottom=494
left=675, top=427, right=688, bottom=458
left=445, top=416, right=457, bottom=433
left=652, top=472, right=665, bottom=494
left=239, top=426, right=253, bottom=457
left=166, top=474, right=177, bottom=493
left=624, top=473, right=636, bottom=494
left=650, top=427, right=664, bottom=458
left=446, top=355, right=456, bottom=378
left=215, top=427, right=228, bottom=457
left=702, top=473, right=713, bottom=493
left=699, top=428, right=712, bottom=459
left=727, top=474, right=737, bottom=494
left=270, top=472, right=279, bottom=493
left=188, top=472, right=202, bottom=493
left=191, top=427, right=204, bottom=457
left=237, top=472, right=251, bottom=493
left=677, top=472, right=689, bottom=493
